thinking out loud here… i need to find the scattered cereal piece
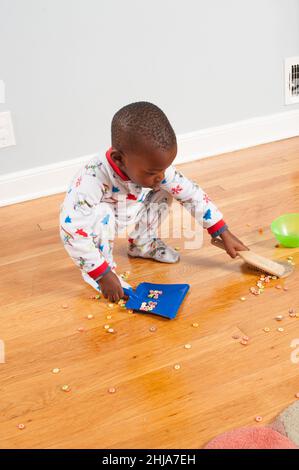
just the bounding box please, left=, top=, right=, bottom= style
left=174, top=247, right=180, bottom=251
left=104, top=325, right=110, bottom=329
left=87, top=314, right=94, bottom=320
left=17, top=424, right=25, bottom=430
left=120, top=271, right=130, bottom=280
left=232, top=334, right=240, bottom=340
left=275, top=285, right=282, bottom=290
left=250, top=287, right=260, bottom=296
left=192, top=323, right=199, bottom=328
left=149, top=326, right=157, bottom=332
left=289, top=312, right=296, bottom=318
left=289, top=308, right=295, bottom=314
left=174, top=364, right=181, bottom=370
left=184, top=344, right=192, bottom=349
left=77, top=327, right=85, bottom=332
left=106, top=315, right=112, bottom=320
left=52, top=368, right=60, bottom=374
left=140, top=300, right=157, bottom=312
left=108, top=387, right=116, bottom=394
left=295, top=392, right=299, bottom=399
left=283, top=287, right=289, bottom=291
left=287, top=256, right=293, bottom=261
left=108, top=303, right=115, bottom=308
left=107, top=328, right=115, bottom=334
left=240, top=340, right=248, bottom=346
left=62, top=304, right=68, bottom=309
left=263, top=327, right=270, bottom=332
left=240, top=297, right=246, bottom=301
left=272, top=276, right=277, bottom=280
left=242, top=336, right=250, bottom=341
left=61, top=385, right=71, bottom=392
left=255, top=416, right=263, bottom=423
left=128, top=309, right=134, bottom=314
left=275, top=315, right=284, bottom=321
left=277, top=327, right=284, bottom=332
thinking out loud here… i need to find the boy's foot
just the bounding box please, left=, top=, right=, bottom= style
left=128, top=238, right=180, bottom=263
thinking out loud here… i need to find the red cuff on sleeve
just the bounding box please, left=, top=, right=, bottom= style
left=87, top=261, right=110, bottom=280
left=207, top=219, right=226, bottom=235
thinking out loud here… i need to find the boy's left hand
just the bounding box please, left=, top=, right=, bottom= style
left=219, top=229, right=249, bottom=258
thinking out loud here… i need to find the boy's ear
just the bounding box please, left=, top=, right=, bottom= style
left=110, top=147, right=125, bottom=165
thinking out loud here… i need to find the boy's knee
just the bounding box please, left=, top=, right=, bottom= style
left=145, top=188, right=173, bottom=206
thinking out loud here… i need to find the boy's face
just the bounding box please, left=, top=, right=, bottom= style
left=110, top=141, right=177, bottom=189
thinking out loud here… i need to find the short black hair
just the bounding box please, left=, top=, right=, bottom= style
left=111, top=101, right=177, bottom=152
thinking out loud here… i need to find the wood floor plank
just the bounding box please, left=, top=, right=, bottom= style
left=0, top=136, right=299, bottom=448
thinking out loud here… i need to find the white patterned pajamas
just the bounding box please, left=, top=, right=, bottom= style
left=59, top=147, right=227, bottom=291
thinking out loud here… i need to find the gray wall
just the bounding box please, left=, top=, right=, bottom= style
left=0, top=0, right=298, bottom=175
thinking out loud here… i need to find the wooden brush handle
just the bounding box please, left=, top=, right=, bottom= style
left=211, top=237, right=286, bottom=277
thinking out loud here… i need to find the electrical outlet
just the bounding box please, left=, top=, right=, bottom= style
left=285, top=57, right=299, bottom=105
left=0, top=111, right=16, bottom=149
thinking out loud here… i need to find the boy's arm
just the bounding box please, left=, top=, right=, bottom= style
left=59, top=174, right=111, bottom=283
left=161, top=165, right=227, bottom=236
left=160, top=166, right=249, bottom=257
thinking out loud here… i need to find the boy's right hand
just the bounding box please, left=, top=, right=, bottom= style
left=98, top=270, right=124, bottom=303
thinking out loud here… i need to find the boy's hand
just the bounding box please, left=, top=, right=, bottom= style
left=219, top=229, right=249, bottom=258
left=98, top=270, right=124, bottom=303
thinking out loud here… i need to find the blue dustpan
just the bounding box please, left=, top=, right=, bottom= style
left=123, top=282, right=190, bottom=319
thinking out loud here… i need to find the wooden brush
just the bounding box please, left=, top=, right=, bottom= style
left=211, top=237, right=294, bottom=278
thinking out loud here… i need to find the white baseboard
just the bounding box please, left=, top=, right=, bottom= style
left=0, top=110, right=298, bottom=207
left=175, top=109, right=299, bottom=163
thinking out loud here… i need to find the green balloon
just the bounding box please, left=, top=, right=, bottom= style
left=271, top=213, right=299, bottom=248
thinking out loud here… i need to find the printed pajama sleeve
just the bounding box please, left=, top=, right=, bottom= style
left=161, top=166, right=228, bottom=238
left=59, top=175, right=111, bottom=282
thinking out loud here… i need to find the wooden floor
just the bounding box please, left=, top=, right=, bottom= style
left=1, top=137, right=299, bottom=449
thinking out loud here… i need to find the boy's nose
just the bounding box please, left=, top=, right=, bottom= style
left=154, top=173, right=165, bottom=185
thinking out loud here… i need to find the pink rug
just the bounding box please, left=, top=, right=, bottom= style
left=204, top=426, right=297, bottom=449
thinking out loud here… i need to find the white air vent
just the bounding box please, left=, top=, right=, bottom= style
left=285, top=56, right=299, bottom=104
